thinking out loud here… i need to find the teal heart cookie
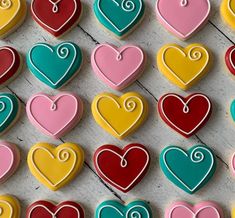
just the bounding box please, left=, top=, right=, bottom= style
left=160, top=145, right=216, bottom=194
left=230, top=100, right=235, bottom=121
left=96, top=200, right=152, bottom=218
left=27, top=42, right=83, bottom=89
left=0, top=93, right=20, bottom=135
left=94, top=0, right=145, bottom=38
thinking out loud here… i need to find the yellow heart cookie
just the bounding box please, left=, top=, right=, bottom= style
left=91, top=92, right=148, bottom=139
left=0, top=0, right=27, bottom=38
left=0, top=195, right=20, bottom=218
left=232, top=206, right=235, bottom=218
left=27, top=142, right=84, bottom=191
left=221, top=0, right=235, bottom=29
left=157, top=43, right=212, bottom=90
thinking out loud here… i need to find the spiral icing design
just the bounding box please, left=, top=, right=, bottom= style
left=121, top=0, right=135, bottom=12
left=0, top=0, right=12, bottom=9
left=124, top=97, right=138, bottom=112
left=188, top=47, right=203, bottom=61
left=57, top=44, right=70, bottom=59
left=190, top=147, right=205, bottom=163
left=126, top=206, right=150, bottom=218
left=0, top=101, right=6, bottom=113
left=58, top=148, right=72, bottom=162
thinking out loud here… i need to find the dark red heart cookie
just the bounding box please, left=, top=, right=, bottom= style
left=94, top=143, right=150, bottom=193
left=158, top=93, right=212, bottom=138
left=225, top=45, right=235, bottom=76
left=31, top=0, right=82, bottom=37
left=26, top=200, right=85, bottom=218
left=0, top=47, right=21, bottom=87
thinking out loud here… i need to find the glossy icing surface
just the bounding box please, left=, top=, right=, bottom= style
left=0, top=195, right=21, bottom=218
left=221, top=0, right=235, bottom=29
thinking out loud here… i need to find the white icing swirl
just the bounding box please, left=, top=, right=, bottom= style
left=180, top=0, right=188, bottom=7
left=0, top=0, right=12, bottom=9
left=57, top=44, right=70, bottom=59
left=121, top=0, right=135, bottom=12
left=190, top=148, right=205, bottom=163
left=58, top=148, right=71, bottom=162
left=124, top=97, right=137, bottom=112
left=0, top=101, right=6, bottom=112
left=188, top=47, right=203, bottom=61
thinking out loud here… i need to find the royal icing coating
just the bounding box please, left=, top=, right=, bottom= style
left=91, top=43, right=146, bottom=90
left=158, top=93, right=212, bottom=138
left=157, top=43, right=212, bottom=90
left=96, top=200, right=152, bottom=218
left=93, top=0, right=145, bottom=38
left=156, top=0, right=211, bottom=40
left=26, top=42, right=83, bottom=89
left=27, top=142, right=84, bottom=191
left=165, top=201, right=224, bottom=218
left=0, top=93, right=20, bottom=135
left=0, top=195, right=20, bottom=218
left=27, top=200, right=84, bottom=218
left=31, top=0, right=82, bottom=37
left=0, top=46, right=22, bottom=87
left=0, top=141, right=20, bottom=183
left=160, top=145, right=216, bottom=194
left=0, top=0, right=27, bottom=38
left=221, top=0, right=235, bottom=29
left=91, top=92, right=148, bottom=139
left=94, top=143, right=150, bottom=193
left=225, top=45, right=235, bottom=76
left=26, top=92, right=83, bottom=139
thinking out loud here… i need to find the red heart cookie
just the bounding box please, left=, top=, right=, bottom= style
left=158, top=93, right=212, bottom=138
left=0, top=47, right=21, bottom=87
left=26, top=200, right=84, bottom=218
left=31, top=0, right=82, bottom=37
left=225, top=45, right=235, bottom=76
left=94, top=143, right=150, bottom=193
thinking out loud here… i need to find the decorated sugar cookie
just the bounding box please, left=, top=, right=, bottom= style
left=0, top=47, right=22, bottom=87
left=158, top=93, right=212, bottom=138
left=156, top=0, right=211, bottom=40
left=91, top=43, right=146, bottom=90
left=96, top=200, right=152, bottom=218
left=31, top=0, right=82, bottom=37
left=0, top=0, right=27, bottom=39
left=26, top=92, right=83, bottom=139
left=27, top=142, right=84, bottom=191
left=91, top=92, right=148, bottom=139
left=0, top=195, right=21, bottom=218
left=225, top=45, right=235, bottom=76
left=157, top=43, right=212, bottom=90
left=0, top=141, right=20, bottom=183
left=165, top=201, right=224, bottom=218
left=0, top=93, right=20, bottom=135
left=27, top=200, right=84, bottom=218
left=160, top=145, right=216, bottom=194
left=93, top=0, right=145, bottom=38
left=231, top=153, right=235, bottom=176
left=94, top=143, right=150, bottom=192
left=221, top=0, right=235, bottom=29
left=26, top=42, right=83, bottom=89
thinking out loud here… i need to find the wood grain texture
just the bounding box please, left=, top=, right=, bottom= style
left=0, top=0, right=234, bottom=217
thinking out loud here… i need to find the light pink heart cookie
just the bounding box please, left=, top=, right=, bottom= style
left=26, top=92, right=83, bottom=139
left=165, top=201, right=224, bottom=218
left=231, top=153, right=235, bottom=176
left=0, top=141, right=20, bottom=183
left=156, top=0, right=211, bottom=40
left=91, top=44, right=146, bottom=90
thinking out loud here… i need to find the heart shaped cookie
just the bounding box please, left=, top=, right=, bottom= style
left=0, top=195, right=20, bottom=218
left=26, top=42, right=83, bottom=89
left=157, top=43, right=212, bottom=90
left=221, top=0, right=235, bottom=29
left=158, top=93, right=212, bottom=138
left=165, top=201, right=224, bottom=218
left=91, top=92, right=148, bottom=139
left=156, top=0, right=211, bottom=40
left=26, top=92, right=83, bottom=139
left=27, top=200, right=84, bottom=218
left=96, top=200, right=152, bottom=218
left=160, top=145, right=216, bottom=194
left=91, top=43, right=146, bottom=90
left=0, top=93, right=21, bottom=135
left=0, top=0, right=27, bottom=38
left=31, top=0, right=82, bottom=37
left=93, top=0, right=145, bottom=38
left=27, top=142, right=84, bottom=191
left=94, top=143, right=150, bottom=192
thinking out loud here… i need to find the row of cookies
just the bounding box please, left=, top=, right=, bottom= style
left=0, top=195, right=230, bottom=218
left=2, top=0, right=235, bottom=39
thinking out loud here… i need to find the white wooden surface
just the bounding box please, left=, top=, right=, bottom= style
left=0, top=0, right=235, bottom=217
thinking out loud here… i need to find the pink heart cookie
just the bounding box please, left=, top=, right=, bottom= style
left=231, top=153, right=235, bottom=176
left=0, top=141, right=20, bottom=183
left=26, top=92, right=83, bottom=139
left=91, top=44, right=146, bottom=90
left=156, top=0, right=211, bottom=40
left=165, top=201, right=224, bottom=218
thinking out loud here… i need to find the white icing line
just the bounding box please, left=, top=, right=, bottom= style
left=95, top=95, right=144, bottom=137
left=95, top=146, right=149, bottom=190
left=228, top=0, right=235, bottom=17
left=162, top=146, right=214, bottom=192
left=0, top=96, right=14, bottom=128
left=229, top=47, right=235, bottom=70
left=160, top=93, right=211, bottom=136
left=161, top=45, right=209, bottom=86
left=0, top=200, right=14, bottom=217
left=0, top=145, right=14, bottom=179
